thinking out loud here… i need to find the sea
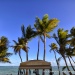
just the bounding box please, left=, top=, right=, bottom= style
left=0, top=66, right=75, bottom=75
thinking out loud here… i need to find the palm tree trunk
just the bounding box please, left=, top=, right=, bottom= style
left=70, top=56, right=75, bottom=64
left=62, top=56, right=72, bottom=75
left=26, top=52, right=28, bottom=61
left=42, top=34, right=46, bottom=75
left=37, top=37, right=40, bottom=60
left=36, top=37, right=40, bottom=75
left=53, top=51, right=60, bottom=75
left=19, top=51, right=25, bottom=75
left=43, top=34, right=46, bottom=61
left=68, top=56, right=75, bottom=71
left=26, top=43, right=28, bottom=61
left=26, top=44, right=28, bottom=75
left=19, top=51, right=22, bottom=62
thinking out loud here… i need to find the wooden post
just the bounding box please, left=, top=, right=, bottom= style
left=26, top=69, right=28, bottom=75
left=29, top=69, right=31, bottom=75
left=42, top=69, right=45, bottom=75
left=49, top=66, right=53, bottom=75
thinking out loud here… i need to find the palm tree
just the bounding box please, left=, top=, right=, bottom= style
left=34, top=14, right=59, bottom=61
left=67, top=27, right=75, bottom=71
left=52, top=29, right=73, bottom=75
left=12, top=37, right=27, bottom=75
left=21, top=25, right=37, bottom=75
left=0, top=52, right=11, bottom=63
left=34, top=14, right=59, bottom=75
left=21, top=25, right=36, bottom=61
left=12, top=25, right=36, bottom=62
left=11, top=37, right=27, bottom=62
left=63, top=27, right=75, bottom=71
left=0, top=36, right=12, bottom=63
left=34, top=25, right=44, bottom=60
left=12, top=25, right=36, bottom=75
left=70, top=27, right=75, bottom=50
left=49, top=43, right=61, bottom=75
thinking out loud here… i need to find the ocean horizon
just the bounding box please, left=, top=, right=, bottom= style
left=0, top=66, right=75, bottom=75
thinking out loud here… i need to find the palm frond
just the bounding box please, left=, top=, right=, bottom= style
left=13, top=40, right=18, bottom=45
left=25, top=25, right=37, bottom=40
left=62, top=66, right=67, bottom=71
left=40, top=36, right=44, bottom=43
left=21, top=25, right=26, bottom=38
left=49, top=43, right=58, bottom=50
left=0, top=36, right=11, bottom=63
left=4, top=53, right=13, bottom=57
left=70, top=27, right=75, bottom=36
left=46, top=18, right=59, bottom=32
left=70, top=56, right=75, bottom=64
left=57, top=57, right=62, bottom=63
left=22, top=46, right=28, bottom=52
left=53, top=33, right=60, bottom=45
left=0, top=58, right=11, bottom=63
left=46, top=33, right=50, bottom=38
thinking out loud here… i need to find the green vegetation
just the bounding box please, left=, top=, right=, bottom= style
left=34, top=14, right=59, bottom=61
left=0, top=36, right=12, bottom=63
left=49, top=28, right=75, bottom=75
left=0, top=14, right=75, bottom=75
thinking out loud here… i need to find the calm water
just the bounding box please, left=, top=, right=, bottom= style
left=0, top=66, right=75, bottom=75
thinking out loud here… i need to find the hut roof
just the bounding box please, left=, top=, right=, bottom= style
left=19, top=60, right=51, bottom=69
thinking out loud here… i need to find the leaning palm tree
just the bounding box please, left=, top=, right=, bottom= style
left=0, top=36, right=12, bottom=63
left=67, top=27, right=75, bottom=70
left=52, top=29, right=73, bottom=75
left=34, top=14, right=59, bottom=61
left=11, top=37, right=27, bottom=62
left=65, top=47, right=75, bottom=71
left=70, top=27, right=75, bottom=51
left=62, top=27, right=75, bottom=71
left=11, top=37, right=27, bottom=75
left=49, top=43, right=61, bottom=75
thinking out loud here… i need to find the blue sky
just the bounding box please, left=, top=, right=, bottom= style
left=0, top=0, right=75, bottom=66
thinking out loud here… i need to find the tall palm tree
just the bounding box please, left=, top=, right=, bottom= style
left=21, top=25, right=37, bottom=75
left=34, top=25, right=44, bottom=60
left=34, top=14, right=59, bottom=61
left=21, top=25, right=36, bottom=61
left=52, top=29, right=72, bottom=75
left=37, top=37, right=40, bottom=60
left=12, top=25, right=36, bottom=75
left=34, top=14, right=59, bottom=75
left=0, top=36, right=12, bottom=63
